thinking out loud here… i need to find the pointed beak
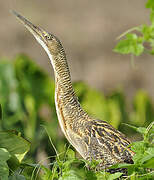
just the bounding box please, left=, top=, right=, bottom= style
left=11, top=10, right=47, bottom=43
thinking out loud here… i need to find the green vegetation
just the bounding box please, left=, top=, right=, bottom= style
left=114, top=0, right=154, bottom=59
left=0, top=55, right=153, bottom=179
left=0, top=0, right=154, bottom=179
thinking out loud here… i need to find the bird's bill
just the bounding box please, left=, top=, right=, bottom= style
left=11, top=10, right=48, bottom=43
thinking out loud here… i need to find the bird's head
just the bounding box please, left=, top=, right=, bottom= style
left=12, top=10, right=63, bottom=58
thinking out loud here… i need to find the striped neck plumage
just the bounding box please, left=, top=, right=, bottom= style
left=47, top=45, right=75, bottom=97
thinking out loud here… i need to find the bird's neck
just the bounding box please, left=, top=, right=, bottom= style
left=48, top=48, right=88, bottom=133
left=54, top=62, right=76, bottom=107
left=52, top=49, right=75, bottom=101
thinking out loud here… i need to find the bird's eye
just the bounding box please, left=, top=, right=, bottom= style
left=47, top=35, right=51, bottom=40
left=45, top=34, right=52, bottom=40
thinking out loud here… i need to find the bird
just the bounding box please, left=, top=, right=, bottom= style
left=12, top=11, right=134, bottom=172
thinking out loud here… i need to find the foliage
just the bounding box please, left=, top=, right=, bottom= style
left=114, top=0, right=154, bottom=57
left=0, top=55, right=153, bottom=179
left=110, top=122, right=154, bottom=179
left=0, top=130, right=30, bottom=179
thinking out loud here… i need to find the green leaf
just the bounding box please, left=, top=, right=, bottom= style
left=114, top=33, right=144, bottom=56
left=0, top=131, right=30, bottom=162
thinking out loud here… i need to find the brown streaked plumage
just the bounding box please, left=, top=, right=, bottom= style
left=12, top=11, right=134, bottom=171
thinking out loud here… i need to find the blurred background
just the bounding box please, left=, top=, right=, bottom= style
left=0, top=0, right=154, bottom=173
left=0, top=0, right=153, bottom=98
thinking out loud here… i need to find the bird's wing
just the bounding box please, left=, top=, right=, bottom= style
left=83, top=119, right=134, bottom=167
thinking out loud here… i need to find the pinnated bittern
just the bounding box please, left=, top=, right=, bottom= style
left=12, top=11, right=134, bottom=171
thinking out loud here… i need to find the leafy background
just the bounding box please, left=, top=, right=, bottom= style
left=0, top=55, right=153, bottom=179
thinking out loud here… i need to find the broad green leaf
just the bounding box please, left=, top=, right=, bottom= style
left=0, top=131, right=30, bottom=162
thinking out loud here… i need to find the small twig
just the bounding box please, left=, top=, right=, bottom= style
left=116, top=26, right=141, bottom=40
